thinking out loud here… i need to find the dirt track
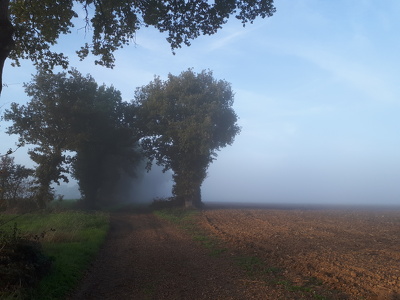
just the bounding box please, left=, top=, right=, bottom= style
left=70, top=212, right=275, bottom=300
left=70, top=206, right=400, bottom=300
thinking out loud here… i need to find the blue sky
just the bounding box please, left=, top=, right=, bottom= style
left=1, top=0, right=400, bottom=205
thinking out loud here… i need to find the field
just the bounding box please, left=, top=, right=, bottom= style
left=199, top=204, right=400, bottom=299
left=2, top=204, right=399, bottom=299
left=69, top=204, right=400, bottom=300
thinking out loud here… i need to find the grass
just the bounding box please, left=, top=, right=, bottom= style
left=153, top=207, right=199, bottom=224
left=48, top=199, right=80, bottom=211
left=154, top=208, right=227, bottom=256
left=0, top=211, right=109, bottom=299
left=235, top=255, right=269, bottom=276
left=234, top=254, right=331, bottom=299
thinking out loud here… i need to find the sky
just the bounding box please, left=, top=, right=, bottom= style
left=1, top=0, right=400, bottom=206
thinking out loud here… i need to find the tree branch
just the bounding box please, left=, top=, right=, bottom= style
left=0, top=0, right=13, bottom=96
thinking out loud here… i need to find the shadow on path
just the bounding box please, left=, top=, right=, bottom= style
left=69, top=213, right=248, bottom=300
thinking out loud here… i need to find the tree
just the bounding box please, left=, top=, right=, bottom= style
left=0, top=155, right=35, bottom=209
left=68, top=85, right=141, bottom=208
left=134, top=69, right=240, bottom=208
left=3, top=69, right=140, bottom=208
left=0, top=0, right=276, bottom=95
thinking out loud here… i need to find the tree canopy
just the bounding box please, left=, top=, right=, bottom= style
left=0, top=0, right=276, bottom=94
left=3, top=69, right=140, bottom=208
left=0, top=155, right=35, bottom=210
left=134, top=69, right=240, bottom=207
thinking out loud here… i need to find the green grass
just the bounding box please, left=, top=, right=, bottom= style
left=235, top=255, right=266, bottom=275
left=0, top=211, right=109, bottom=300
left=48, top=198, right=80, bottom=211
left=154, top=208, right=227, bottom=257
left=153, top=207, right=199, bottom=224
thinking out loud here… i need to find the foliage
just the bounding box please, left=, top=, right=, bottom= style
left=0, top=211, right=109, bottom=299
left=0, top=222, right=51, bottom=299
left=0, top=155, right=36, bottom=210
left=3, top=69, right=140, bottom=208
left=134, top=69, right=240, bottom=207
left=7, top=0, right=276, bottom=69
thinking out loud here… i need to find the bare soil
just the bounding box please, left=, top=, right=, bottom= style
left=70, top=205, right=400, bottom=300
left=200, top=205, right=400, bottom=299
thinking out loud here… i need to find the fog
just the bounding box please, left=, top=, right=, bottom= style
left=55, top=149, right=400, bottom=207
left=45, top=138, right=400, bottom=207
left=119, top=165, right=173, bottom=204
left=202, top=149, right=400, bottom=207
left=54, top=164, right=173, bottom=204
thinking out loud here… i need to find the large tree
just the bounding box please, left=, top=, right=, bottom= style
left=3, top=69, right=140, bottom=208
left=134, top=69, right=240, bottom=208
left=0, top=0, right=276, bottom=95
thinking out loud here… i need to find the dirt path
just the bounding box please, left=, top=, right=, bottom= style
left=69, top=212, right=275, bottom=300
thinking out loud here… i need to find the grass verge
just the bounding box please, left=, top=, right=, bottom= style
left=154, top=208, right=227, bottom=256
left=0, top=211, right=109, bottom=300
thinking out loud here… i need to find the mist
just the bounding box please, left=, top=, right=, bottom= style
left=118, top=164, right=173, bottom=204
left=55, top=164, right=173, bottom=204
left=202, top=150, right=400, bottom=207
left=54, top=154, right=400, bottom=207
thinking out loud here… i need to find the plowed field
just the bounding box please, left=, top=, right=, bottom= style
left=199, top=205, right=400, bottom=299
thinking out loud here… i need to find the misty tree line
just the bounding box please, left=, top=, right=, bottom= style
left=1, top=68, right=240, bottom=209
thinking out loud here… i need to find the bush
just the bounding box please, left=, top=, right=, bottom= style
left=0, top=223, right=51, bottom=297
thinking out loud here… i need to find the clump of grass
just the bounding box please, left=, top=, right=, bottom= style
left=235, top=255, right=265, bottom=275
left=154, top=208, right=198, bottom=224
left=0, top=211, right=109, bottom=299
left=234, top=254, right=333, bottom=299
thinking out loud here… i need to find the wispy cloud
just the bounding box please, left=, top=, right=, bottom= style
left=297, top=46, right=395, bottom=102
left=207, top=30, right=247, bottom=51
left=205, top=22, right=265, bottom=52
left=263, top=38, right=397, bottom=103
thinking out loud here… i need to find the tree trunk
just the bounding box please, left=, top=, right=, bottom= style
left=184, top=184, right=202, bottom=208
left=0, top=0, right=13, bottom=95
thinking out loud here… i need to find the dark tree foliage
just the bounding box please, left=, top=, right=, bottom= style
left=3, top=69, right=140, bottom=208
left=0, top=0, right=276, bottom=94
left=69, top=85, right=141, bottom=208
left=134, top=69, right=240, bottom=208
left=0, top=155, right=35, bottom=209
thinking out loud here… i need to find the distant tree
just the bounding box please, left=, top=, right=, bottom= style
left=0, top=155, right=35, bottom=209
left=3, top=69, right=140, bottom=208
left=134, top=69, right=240, bottom=208
left=0, top=0, right=276, bottom=95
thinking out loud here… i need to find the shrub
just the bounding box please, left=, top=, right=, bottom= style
left=0, top=223, right=51, bottom=297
